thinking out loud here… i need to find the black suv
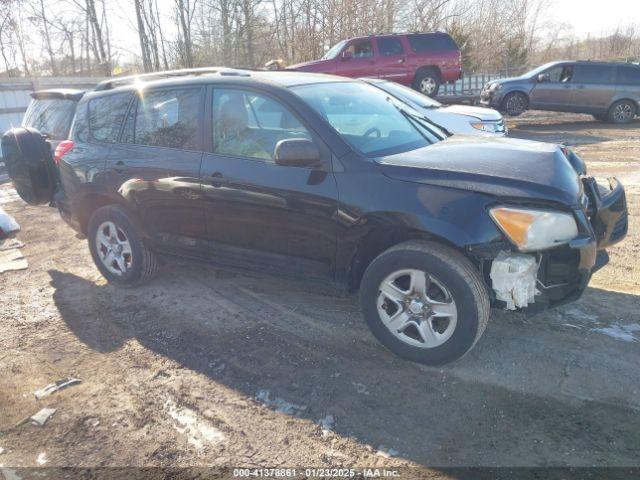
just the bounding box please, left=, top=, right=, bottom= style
left=1, top=69, right=628, bottom=365
left=481, top=61, right=640, bottom=123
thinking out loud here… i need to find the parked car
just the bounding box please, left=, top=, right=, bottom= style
left=286, top=32, right=462, bottom=97
left=363, top=78, right=506, bottom=136
left=481, top=61, right=640, bottom=123
left=22, top=89, right=84, bottom=150
left=1, top=69, right=628, bottom=365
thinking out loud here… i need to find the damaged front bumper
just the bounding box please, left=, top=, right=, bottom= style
left=484, top=176, right=628, bottom=311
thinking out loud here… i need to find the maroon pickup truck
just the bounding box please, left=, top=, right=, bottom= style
left=286, top=32, right=462, bottom=97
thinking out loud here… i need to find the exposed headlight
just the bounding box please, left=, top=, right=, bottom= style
left=489, top=207, right=578, bottom=251
left=489, top=83, right=501, bottom=91
left=470, top=121, right=503, bottom=133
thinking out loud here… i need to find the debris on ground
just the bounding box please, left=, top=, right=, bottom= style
left=34, top=378, right=82, bottom=400
left=255, top=389, right=307, bottom=415
left=30, top=408, right=56, bottom=426
left=0, top=238, right=24, bottom=251
left=0, top=206, right=20, bottom=237
left=0, top=446, right=5, bottom=455
left=0, top=249, right=27, bottom=273
left=352, top=382, right=370, bottom=395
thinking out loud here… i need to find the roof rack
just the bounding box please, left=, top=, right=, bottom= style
left=93, top=67, right=251, bottom=91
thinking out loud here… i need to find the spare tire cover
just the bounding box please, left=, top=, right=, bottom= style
left=1, top=127, right=56, bottom=205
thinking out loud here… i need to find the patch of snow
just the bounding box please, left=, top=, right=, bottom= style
left=0, top=468, right=23, bottom=480
left=592, top=323, right=640, bottom=343
left=36, top=452, right=47, bottom=465
left=166, top=400, right=226, bottom=450
left=562, top=323, right=582, bottom=329
left=564, top=308, right=599, bottom=323
left=317, top=415, right=335, bottom=437
left=376, top=446, right=399, bottom=458
left=255, top=389, right=306, bottom=415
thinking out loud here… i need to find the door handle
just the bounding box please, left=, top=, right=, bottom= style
left=113, top=160, right=128, bottom=174
left=208, top=171, right=228, bottom=187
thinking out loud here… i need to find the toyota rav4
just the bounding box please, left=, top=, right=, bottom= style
left=1, top=69, right=628, bottom=365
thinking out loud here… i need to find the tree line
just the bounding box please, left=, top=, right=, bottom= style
left=1, top=0, right=639, bottom=78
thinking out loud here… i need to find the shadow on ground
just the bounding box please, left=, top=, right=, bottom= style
left=48, top=266, right=640, bottom=467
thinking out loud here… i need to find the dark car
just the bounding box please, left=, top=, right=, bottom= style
left=481, top=61, right=640, bottom=123
left=1, top=69, right=628, bottom=365
left=286, top=32, right=462, bottom=97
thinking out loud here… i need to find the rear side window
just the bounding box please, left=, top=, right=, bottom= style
left=88, top=93, right=131, bottom=143
left=618, top=66, right=640, bottom=85
left=123, top=87, right=201, bottom=150
left=573, top=65, right=613, bottom=84
left=377, top=37, right=404, bottom=56
left=407, top=33, right=458, bottom=53
left=22, top=98, right=76, bottom=140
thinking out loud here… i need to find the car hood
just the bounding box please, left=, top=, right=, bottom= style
left=438, top=104, right=503, bottom=121
left=286, top=59, right=329, bottom=70
left=378, top=135, right=582, bottom=206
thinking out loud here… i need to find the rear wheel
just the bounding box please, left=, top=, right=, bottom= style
left=87, top=205, right=158, bottom=285
left=501, top=92, right=528, bottom=116
left=413, top=69, right=441, bottom=97
left=608, top=100, right=636, bottom=124
left=359, top=241, right=490, bottom=366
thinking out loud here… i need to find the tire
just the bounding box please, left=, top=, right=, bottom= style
left=87, top=205, right=158, bottom=286
left=413, top=69, right=441, bottom=97
left=501, top=92, right=528, bottom=116
left=359, top=240, right=490, bottom=366
left=608, top=100, right=636, bottom=124
left=1, top=127, right=57, bottom=205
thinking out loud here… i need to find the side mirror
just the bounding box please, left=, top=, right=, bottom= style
left=341, top=50, right=353, bottom=61
left=274, top=138, right=321, bottom=168
left=537, top=73, right=550, bottom=83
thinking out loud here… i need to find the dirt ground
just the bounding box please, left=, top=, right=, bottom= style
left=0, top=112, right=639, bottom=476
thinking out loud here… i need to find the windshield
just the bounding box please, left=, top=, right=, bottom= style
left=292, top=81, right=446, bottom=158
left=22, top=98, right=77, bottom=140
left=371, top=80, right=442, bottom=108
left=322, top=40, right=347, bottom=60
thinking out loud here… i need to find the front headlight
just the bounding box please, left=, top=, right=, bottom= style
left=489, top=83, right=501, bottom=91
left=489, top=207, right=578, bottom=251
left=470, top=121, right=500, bottom=133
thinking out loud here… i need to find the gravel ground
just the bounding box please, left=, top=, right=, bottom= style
left=0, top=112, right=639, bottom=475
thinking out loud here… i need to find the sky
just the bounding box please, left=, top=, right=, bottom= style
left=549, top=0, right=640, bottom=37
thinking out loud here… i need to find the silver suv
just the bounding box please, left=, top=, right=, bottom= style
left=481, top=61, right=640, bottom=123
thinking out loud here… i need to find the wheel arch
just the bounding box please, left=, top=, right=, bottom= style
left=609, top=97, right=639, bottom=112
left=345, top=225, right=469, bottom=292
left=413, top=65, right=442, bottom=84
left=73, top=192, right=139, bottom=235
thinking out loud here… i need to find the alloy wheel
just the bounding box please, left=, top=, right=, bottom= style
left=506, top=94, right=526, bottom=115
left=376, top=269, right=458, bottom=349
left=420, top=77, right=437, bottom=95
left=95, top=221, right=133, bottom=276
left=613, top=103, right=634, bottom=123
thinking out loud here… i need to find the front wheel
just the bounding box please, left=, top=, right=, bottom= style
left=501, top=92, right=528, bottom=116
left=359, top=241, right=490, bottom=366
left=87, top=205, right=158, bottom=286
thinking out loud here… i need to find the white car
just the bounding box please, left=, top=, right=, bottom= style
left=362, top=78, right=507, bottom=136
